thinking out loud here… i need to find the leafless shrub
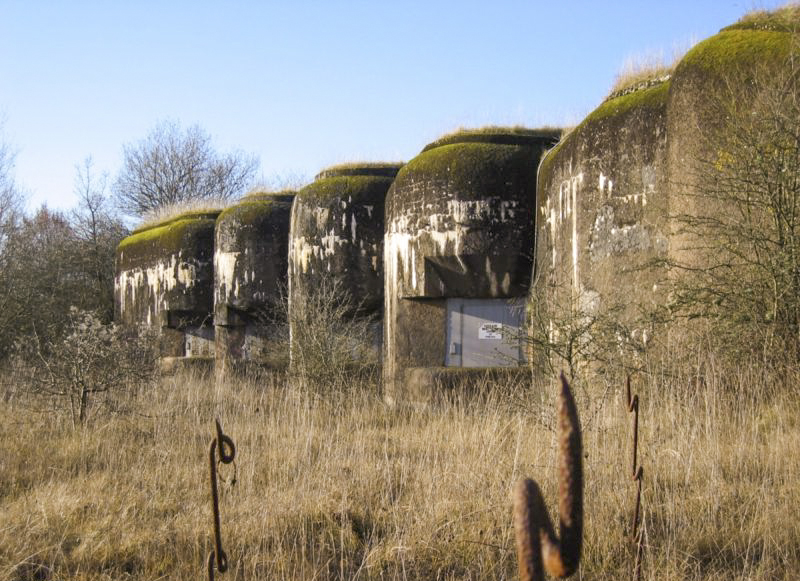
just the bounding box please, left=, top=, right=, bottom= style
left=283, top=278, right=380, bottom=389
left=525, top=279, right=649, bottom=381
left=664, top=32, right=800, bottom=367
left=13, top=308, right=158, bottom=426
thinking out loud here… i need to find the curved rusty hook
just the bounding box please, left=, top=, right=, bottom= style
left=215, top=418, right=236, bottom=464
left=208, top=419, right=235, bottom=581
left=513, top=373, right=583, bottom=581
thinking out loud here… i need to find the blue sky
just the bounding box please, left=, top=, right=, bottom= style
left=0, top=1, right=784, bottom=212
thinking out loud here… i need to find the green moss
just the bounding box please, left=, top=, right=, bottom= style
left=537, top=137, right=569, bottom=188
left=584, top=80, right=671, bottom=126
left=676, top=5, right=797, bottom=76
left=217, top=192, right=295, bottom=225
left=242, top=189, right=296, bottom=202
left=396, top=136, right=552, bottom=197
left=315, top=163, right=404, bottom=180
left=297, top=174, right=395, bottom=204
left=130, top=210, right=221, bottom=236
left=117, top=212, right=218, bottom=262
left=607, top=71, right=673, bottom=101
left=537, top=81, right=669, bottom=186
left=390, top=140, right=543, bottom=213
left=407, top=141, right=517, bottom=175
left=422, top=126, right=561, bottom=153
left=678, top=28, right=791, bottom=74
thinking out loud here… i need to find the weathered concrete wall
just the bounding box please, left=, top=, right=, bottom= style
left=115, top=210, right=219, bottom=361
left=288, top=163, right=402, bottom=358
left=666, top=15, right=797, bottom=268
left=110, top=9, right=797, bottom=383
left=385, top=128, right=559, bottom=404
left=214, top=191, right=295, bottom=376
left=535, top=81, right=671, bottom=365
left=535, top=8, right=798, bottom=370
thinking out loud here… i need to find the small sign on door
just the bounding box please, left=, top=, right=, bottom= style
left=478, top=323, right=503, bottom=340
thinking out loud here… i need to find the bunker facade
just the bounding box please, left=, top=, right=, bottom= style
left=535, top=80, right=671, bottom=365
left=214, top=191, right=295, bottom=376
left=112, top=7, right=798, bottom=386
left=288, top=163, right=402, bottom=358
left=115, top=210, right=220, bottom=371
left=534, top=8, right=798, bottom=369
left=384, top=128, right=559, bottom=404
left=665, top=12, right=798, bottom=268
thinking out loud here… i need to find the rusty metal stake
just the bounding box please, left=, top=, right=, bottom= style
left=626, top=376, right=643, bottom=581
left=208, top=418, right=236, bottom=581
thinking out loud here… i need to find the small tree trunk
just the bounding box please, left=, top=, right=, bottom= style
left=68, top=392, right=78, bottom=430
left=79, top=385, right=89, bottom=424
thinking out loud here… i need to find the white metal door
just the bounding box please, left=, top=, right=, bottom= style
left=445, top=298, right=523, bottom=367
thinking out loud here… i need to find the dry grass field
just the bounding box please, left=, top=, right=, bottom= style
left=1, top=359, right=799, bottom=580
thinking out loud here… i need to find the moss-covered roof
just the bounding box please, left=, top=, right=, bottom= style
left=585, top=79, right=671, bottom=125
left=129, top=210, right=221, bottom=237
left=118, top=211, right=219, bottom=264
left=678, top=4, right=798, bottom=75
left=242, top=189, right=296, bottom=202
left=421, top=126, right=562, bottom=152
left=216, top=191, right=295, bottom=225
left=537, top=80, right=670, bottom=184
left=394, top=139, right=544, bottom=198
left=314, top=162, right=404, bottom=181
left=678, top=27, right=793, bottom=74
left=606, top=73, right=672, bottom=102
left=539, top=4, right=797, bottom=191
left=297, top=173, right=395, bottom=204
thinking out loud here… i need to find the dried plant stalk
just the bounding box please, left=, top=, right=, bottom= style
left=513, top=373, right=583, bottom=581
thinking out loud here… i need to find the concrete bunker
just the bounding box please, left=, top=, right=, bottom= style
left=535, top=78, right=672, bottom=370
left=214, top=191, right=295, bottom=377
left=115, top=210, right=220, bottom=373
left=288, top=163, right=402, bottom=365
left=534, top=6, right=799, bottom=371
left=384, top=127, right=560, bottom=404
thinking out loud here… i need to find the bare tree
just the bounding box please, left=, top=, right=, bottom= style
left=113, top=120, right=259, bottom=217
left=0, top=125, right=25, bottom=357
left=0, top=121, right=22, bottom=246
left=71, top=157, right=128, bottom=321
left=0, top=189, right=126, bottom=360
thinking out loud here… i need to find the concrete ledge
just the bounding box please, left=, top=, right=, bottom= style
left=160, top=356, right=215, bottom=377
left=396, top=366, right=534, bottom=405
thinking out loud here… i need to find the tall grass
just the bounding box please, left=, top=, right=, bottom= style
left=135, top=197, right=230, bottom=230
left=0, top=359, right=798, bottom=580
left=608, top=42, right=691, bottom=97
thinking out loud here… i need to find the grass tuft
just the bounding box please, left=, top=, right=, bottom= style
left=608, top=52, right=677, bottom=97
left=135, top=198, right=230, bottom=232
left=727, top=2, right=800, bottom=32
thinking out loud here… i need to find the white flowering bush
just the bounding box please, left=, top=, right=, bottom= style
left=16, top=308, right=158, bottom=426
